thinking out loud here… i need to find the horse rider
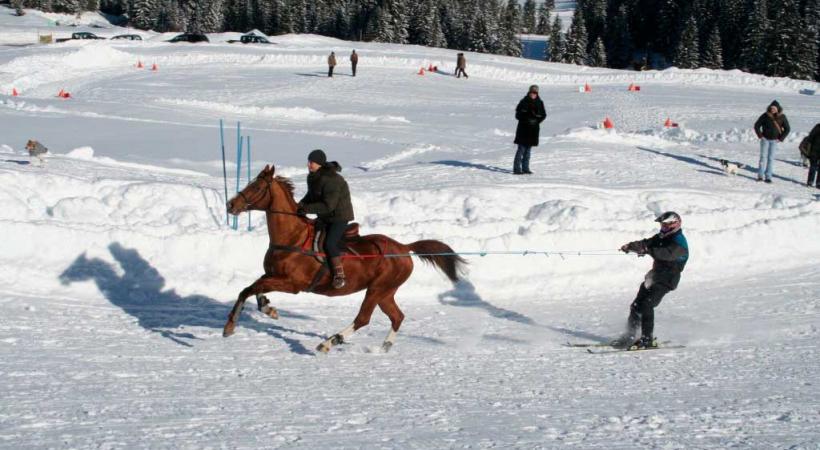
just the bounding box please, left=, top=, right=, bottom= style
left=297, top=149, right=355, bottom=289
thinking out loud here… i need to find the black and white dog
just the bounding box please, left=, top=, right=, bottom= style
left=25, top=139, right=48, bottom=166
left=719, top=159, right=743, bottom=175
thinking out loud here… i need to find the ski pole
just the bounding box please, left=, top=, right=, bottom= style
left=219, top=119, right=229, bottom=226
left=234, top=122, right=243, bottom=230
left=246, top=135, right=251, bottom=231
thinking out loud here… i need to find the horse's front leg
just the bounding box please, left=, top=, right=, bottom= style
left=223, top=275, right=298, bottom=338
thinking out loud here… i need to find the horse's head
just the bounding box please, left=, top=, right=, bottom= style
left=226, top=164, right=278, bottom=215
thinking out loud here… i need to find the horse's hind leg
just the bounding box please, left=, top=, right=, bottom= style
left=377, top=293, right=404, bottom=353
left=256, top=294, right=279, bottom=319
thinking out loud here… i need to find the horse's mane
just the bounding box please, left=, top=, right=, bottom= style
left=274, top=175, right=298, bottom=207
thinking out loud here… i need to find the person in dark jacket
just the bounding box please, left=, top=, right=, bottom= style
left=350, top=50, right=358, bottom=77
left=613, top=211, right=689, bottom=349
left=806, top=123, right=820, bottom=188
left=753, top=100, right=790, bottom=183
left=297, top=149, right=355, bottom=289
left=513, top=85, right=547, bottom=175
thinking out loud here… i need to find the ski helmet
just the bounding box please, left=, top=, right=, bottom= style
left=655, top=211, right=682, bottom=235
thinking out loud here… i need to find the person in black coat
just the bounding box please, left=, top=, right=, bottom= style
left=806, top=123, right=820, bottom=188
left=614, top=212, right=689, bottom=349
left=513, top=85, right=546, bottom=175
left=753, top=100, right=790, bottom=183
left=297, top=149, right=355, bottom=289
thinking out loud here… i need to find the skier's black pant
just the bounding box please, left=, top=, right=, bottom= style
left=328, top=66, right=334, bottom=77
left=456, top=68, right=468, bottom=78
left=808, top=158, right=820, bottom=187
left=627, top=282, right=672, bottom=338
left=352, top=62, right=357, bottom=77
left=320, top=220, right=348, bottom=259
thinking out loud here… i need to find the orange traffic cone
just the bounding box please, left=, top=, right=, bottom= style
left=664, top=117, right=673, bottom=128
left=584, top=83, right=592, bottom=92
left=57, top=89, right=64, bottom=98
left=417, top=67, right=425, bottom=76
left=12, top=88, right=18, bottom=96
left=628, top=83, right=635, bottom=91
left=62, top=92, right=71, bottom=99
left=428, top=64, right=434, bottom=71
left=603, top=117, right=614, bottom=129
left=137, top=60, right=144, bottom=68
left=151, top=63, right=158, bottom=71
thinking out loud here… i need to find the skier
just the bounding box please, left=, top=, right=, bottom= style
left=753, top=100, right=790, bottom=183
left=297, top=149, right=355, bottom=289
left=614, top=211, right=689, bottom=349
left=328, top=51, right=337, bottom=78
left=350, top=50, right=358, bottom=77
left=513, top=84, right=546, bottom=175
left=806, top=123, right=820, bottom=188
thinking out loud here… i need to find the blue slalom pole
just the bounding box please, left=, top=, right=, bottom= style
left=234, top=122, right=243, bottom=230
left=246, top=135, right=252, bottom=231
left=219, top=119, right=229, bottom=226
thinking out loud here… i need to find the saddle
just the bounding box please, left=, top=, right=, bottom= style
left=309, top=222, right=361, bottom=263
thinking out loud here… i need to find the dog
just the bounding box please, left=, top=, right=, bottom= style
left=25, top=139, right=48, bottom=166
left=719, top=159, right=743, bottom=175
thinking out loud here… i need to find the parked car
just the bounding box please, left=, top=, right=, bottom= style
left=111, top=34, right=142, bottom=41
left=227, top=33, right=273, bottom=44
left=56, top=32, right=106, bottom=42
left=167, top=33, right=209, bottom=43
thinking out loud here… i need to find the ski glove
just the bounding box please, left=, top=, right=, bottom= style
left=620, top=240, right=648, bottom=255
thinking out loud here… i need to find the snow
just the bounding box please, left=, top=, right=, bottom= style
left=1, top=5, right=820, bottom=448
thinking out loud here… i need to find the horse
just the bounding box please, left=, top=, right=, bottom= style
left=223, top=165, right=466, bottom=353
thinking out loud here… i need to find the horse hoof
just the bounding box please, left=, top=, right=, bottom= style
left=316, top=342, right=331, bottom=353
left=223, top=322, right=235, bottom=338
left=381, top=342, right=393, bottom=353
left=261, top=306, right=279, bottom=320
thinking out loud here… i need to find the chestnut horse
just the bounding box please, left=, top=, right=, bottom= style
left=223, top=165, right=466, bottom=353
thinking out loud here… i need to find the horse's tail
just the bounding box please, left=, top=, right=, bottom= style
left=407, top=240, right=467, bottom=283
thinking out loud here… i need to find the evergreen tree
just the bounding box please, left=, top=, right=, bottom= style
left=535, top=1, right=552, bottom=35
left=583, top=0, right=606, bottom=53
left=130, top=0, right=157, bottom=30
left=718, top=0, right=744, bottom=68
left=654, top=0, right=680, bottom=59
left=500, top=0, right=522, bottom=56
left=673, top=15, right=700, bottom=68
left=588, top=36, right=607, bottom=66
left=409, top=0, right=446, bottom=47
left=764, top=0, right=801, bottom=77
left=563, top=8, right=588, bottom=65
left=52, top=0, right=81, bottom=14
left=738, top=0, right=768, bottom=73
left=521, top=0, right=536, bottom=33
left=606, top=4, right=633, bottom=68
left=547, top=14, right=564, bottom=62
left=701, top=25, right=724, bottom=69
left=801, top=0, right=820, bottom=80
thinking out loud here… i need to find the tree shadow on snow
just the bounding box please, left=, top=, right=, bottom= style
left=438, top=280, right=536, bottom=326
left=429, top=160, right=513, bottom=174
left=58, top=242, right=320, bottom=354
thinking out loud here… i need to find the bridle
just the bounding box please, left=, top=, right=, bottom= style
left=235, top=175, right=307, bottom=219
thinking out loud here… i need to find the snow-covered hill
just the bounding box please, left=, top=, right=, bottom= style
left=1, top=6, right=819, bottom=448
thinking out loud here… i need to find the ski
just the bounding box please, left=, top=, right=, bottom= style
left=564, top=340, right=671, bottom=348
left=586, top=344, right=686, bottom=354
